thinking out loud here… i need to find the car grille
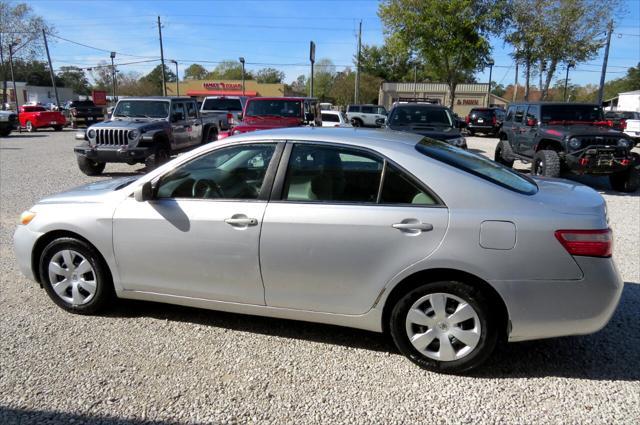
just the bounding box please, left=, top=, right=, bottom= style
left=578, top=136, right=619, bottom=146
left=95, top=128, right=129, bottom=146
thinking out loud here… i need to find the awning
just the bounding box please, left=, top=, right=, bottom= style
left=186, top=90, right=258, bottom=97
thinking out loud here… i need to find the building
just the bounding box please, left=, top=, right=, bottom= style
left=166, top=79, right=285, bottom=99
left=378, top=82, right=509, bottom=116
left=604, top=90, right=640, bottom=112
left=1, top=82, right=75, bottom=108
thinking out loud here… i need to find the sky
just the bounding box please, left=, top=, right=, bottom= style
left=22, top=0, right=640, bottom=88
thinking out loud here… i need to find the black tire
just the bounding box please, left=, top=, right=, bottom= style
left=494, top=139, right=515, bottom=168
left=0, top=128, right=11, bottom=137
left=26, top=121, right=36, bottom=132
left=532, top=149, right=561, bottom=178
left=390, top=281, right=498, bottom=374
left=145, top=146, right=170, bottom=170
left=204, top=128, right=218, bottom=144
left=468, top=129, right=475, bottom=136
left=351, top=118, right=363, bottom=127
left=54, top=125, right=63, bottom=131
left=609, top=155, right=640, bottom=193
left=39, top=237, right=114, bottom=315
left=77, top=156, right=106, bottom=176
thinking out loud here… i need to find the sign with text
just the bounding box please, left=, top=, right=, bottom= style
left=203, top=82, right=243, bottom=91
left=92, top=90, right=107, bottom=105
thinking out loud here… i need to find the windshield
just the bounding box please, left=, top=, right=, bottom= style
left=389, top=106, right=453, bottom=127
left=202, top=98, right=243, bottom=111
left=541, top=105, right=604, bottom=123
left=245, top=99, right=302, bottom=118
left=114, top=100, right=170, bottom=118
left=416, top=138, right=538, bottom=195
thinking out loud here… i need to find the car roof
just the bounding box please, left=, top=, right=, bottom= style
left=509, top=102, right=600, bottom=107
left=229, top=127, right=423, bottom=149
left=391, top=103, right=447, bottom=109
left=119, top=96, right=192, bottom=102
left=321, top=110, right=342, bottom=114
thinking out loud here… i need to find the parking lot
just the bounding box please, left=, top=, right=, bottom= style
left=1, top=130, right=639, bottom=424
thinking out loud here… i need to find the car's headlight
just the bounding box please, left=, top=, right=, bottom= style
left=19, top=211, right=36, bottom=225
left=447, top=137, right=466, bottom=147
left=618, top=138, right=631, bottom=148
left=128, top=129, right=140, bottom=140
left=569, top=137, right=581, bottom=149
left=87, top=129, right=96, bottom=139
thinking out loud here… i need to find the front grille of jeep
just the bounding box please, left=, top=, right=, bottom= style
left=95, top=128, right=129, bottom=146
left=578, top=136, right=620, bottom=146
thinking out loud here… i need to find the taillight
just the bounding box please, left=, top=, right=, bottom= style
left=465, top=115, right=470, bottom=124
left=492, top=116, right=497, bottom=125
left=227, top=112, right=234, bottom=126
left=554, top=229, right=612, bottom=258
left=620, top=119, right=626, bottom=129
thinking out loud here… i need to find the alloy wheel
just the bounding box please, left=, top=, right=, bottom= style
left=48, top=249, right=97, bottom=305
left=405, top=292, right=481, bottom=362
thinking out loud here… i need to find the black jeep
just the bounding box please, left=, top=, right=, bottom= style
left=497, top=102, right=638, bottom=192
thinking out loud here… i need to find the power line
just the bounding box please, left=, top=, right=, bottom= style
left=46, top=33, right=161, bottom=59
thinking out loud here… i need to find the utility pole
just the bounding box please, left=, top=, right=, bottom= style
left=110, top=52, right=117, bottom=101
left=413, top=63, right=417, bottom=100
left=354, top=20, right=362, bottom=104
left=512, top=61, right=518, bottom=103
left=486, top=59, right=494, bottom=107
left=157, top=16, right=167, bottom=96
left=8, top=43, right=19, bottom=130
left=563, top=61, right=575, bottom=102
left=597, top=19, right=613, bottom=105
left=239, top=57, right=245, bottom=96
left=172, top=60, right=180, bottom=96
left=309, top=41, right=315, bottom=97
left=0, top=31, right=5, bottom=110
left=42, top=30, right=60, bottom=109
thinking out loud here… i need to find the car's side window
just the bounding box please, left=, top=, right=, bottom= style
left=361, top=106, right=374, bottom=114
left=348, top=105, right=359, bottom=113
left=156, top=144, right=276, bottom=200
left=526, top=105, right=540, bottom=122
left=186, top=102, right=197, bottom=119
left=172, top=102, right=186, bottom=121
left=381, top=163, right=437, bottom=205
left=283, top=144, right=383, bottom=203
left=514, top=106, right=526, bottom=123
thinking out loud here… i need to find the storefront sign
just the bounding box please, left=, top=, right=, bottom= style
left=203, top=82, right=243, bottom=91
left=92, top=90, right=107, bottom=105
left=456, top=98, right=480, bottom=105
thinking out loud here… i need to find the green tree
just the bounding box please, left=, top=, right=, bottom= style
left=330, top=70, right=382, bottom=106
left=307, top=58, right=336, bottom=101
left=379, top=0, right=507, bottom=108
left=206, top=60, right=253, bottom=80
left=491, top=82, right=506, bottom=98
left=255, top=67, right=285, bottom=84
left=603, top=63, right=640, bottom=100
left=57, top=66, right=90, bottom=95
left=89, top=61, right=113, bottom=92
left=285, top=74, right=307, bottom=96
left=183, top=63, right=208, bottom=80
left=5, top=59, right=62, bottom=86
left=139, top=64, right=177, bottom=95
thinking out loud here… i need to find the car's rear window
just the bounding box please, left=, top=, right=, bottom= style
left=416, top=138, right=538, bottom=195
left=202, top=98, right=243, bottom=111
left=470, top=109, right=493, bottom=119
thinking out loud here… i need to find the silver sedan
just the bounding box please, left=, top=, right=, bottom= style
left=13, top=128, right=622, bottom=373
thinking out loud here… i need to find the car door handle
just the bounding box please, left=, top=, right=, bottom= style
left=225, top=217, right=258, bottom=226
left=392, top=222, right=434, bottom=231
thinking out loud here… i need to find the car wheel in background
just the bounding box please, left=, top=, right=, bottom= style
left=26, top=121, right=35, bottom=132
left=204, top=128, right=218, bottom=144
left=351, top=118, right=363, bottom=127
left=54, top=125, right=63, bottom=131
left=39, top=237, right=113, bottom=315
left=532, top=149, right=561, bottom=178
left=77, top=156, right=106, bottom=176
left=145, top=147, right=170, bottom=170
left=609, top=154, right=640, bottom=193
left=390, top=280, right=498, bottom=374
left=494, top=140, right=515, bottom=168
left=468, top=129, right=475, bottom=136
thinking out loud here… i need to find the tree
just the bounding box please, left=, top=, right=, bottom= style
left=307, top=58, right=336, bottom=101
left=89, top=61, right=113, bottom=92
left=206, top=60, right=253, bottom=80
left=603, top=63, right=640, bottom=100
left=285, top=74, right=307, bottom=96
left=330, top=70, right=382, bottom=106
left=139, top=64, right=177, bottom=95
left=183, top=63, right=208, bottom=80
left=4, top=59, right=62, bottom=86
left=379, top=0, right=507, bottom=108
left=58, top=66, right=90, bottom=95
left=491, top=82, right=506, bottom=98
left=255, top=67, right=285, bottom=84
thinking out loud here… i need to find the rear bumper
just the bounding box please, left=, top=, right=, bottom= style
left=467, top=123, right=497, bottom=132
left=494, top=256, right=623, bottom=342
left=27, top=118, right=66, bottom=128
left=74, top=145, right=151, bottom=162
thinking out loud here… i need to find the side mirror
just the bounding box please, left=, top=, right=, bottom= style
left=526, top=118, right=537, bottom=126
left=133, top=181, right=153, bottom=202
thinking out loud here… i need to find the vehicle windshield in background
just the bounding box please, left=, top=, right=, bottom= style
left=541, top=105, right=604, bottom=123
left=416, top=138, right=538, bottom=195
left=113, top=101, right=170, bottom=118
left=390, top=107, right=453, bottom=127
left=245, top=100, right=302, bottom=118
left=202, top=98, right=243, bottom=111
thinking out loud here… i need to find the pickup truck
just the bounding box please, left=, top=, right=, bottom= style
left=74, top=97, right=222, bottom=175
left=63, top=100, right=105, bottom=128
left=0, top=110, right=18, bottom=136
left=219, top=97, right=321, bottom=138
left=18, top=105, right=66, bottom=132
left=200, top=96, right=245, bottom=128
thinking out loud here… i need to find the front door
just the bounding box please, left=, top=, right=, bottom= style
left=186, top=101, right=202, bottom=145
left=518, top=105, right=540, bottom=157
left=113, top=143, right=279, bottom=304
left=259, top=142, right=449, bottom=315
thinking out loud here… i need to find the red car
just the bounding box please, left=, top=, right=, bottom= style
left=219, top=97, right=321, bottom=139
left=18, top=106, right=66, bottom=132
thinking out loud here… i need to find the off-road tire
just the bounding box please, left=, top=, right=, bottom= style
left=532, top=149, right=561, bottom=178
left=77, top=156, right=106, bottom=176
left=494, top=139, right=515, bottom=168
left=390, top=280, right=498, bottom=374
left=39, top=237, right=114, bottom=315
left=145, top=146, right=170, bottom=170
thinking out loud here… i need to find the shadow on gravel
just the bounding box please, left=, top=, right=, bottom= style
left=477, top=282, right=640, bottom=381
left=0, top=406, right=196, bottom=425
left=469, top=148, right=489, bottom=155
left=104, top=299, right=394, bottom=354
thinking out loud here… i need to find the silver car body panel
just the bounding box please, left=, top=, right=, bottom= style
left=13, top=127, right=623, bottom=341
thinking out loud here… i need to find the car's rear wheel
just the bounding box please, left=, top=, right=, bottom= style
left=39, top=237, right=113, bottom=315
left=351, top=118, right=363, bottom=127
left=145, top=146, right=170, bottom=170
left=494, top=140, right=514, bottom=168
left=390, top=281, right=498, bottom=374
left=204, top=128, right=218, bottom=144
left=532, top=149, right=561, bottom=178
left=77, top=156, right=105, bottom=176
left=26, top=121, right=35, bottom=132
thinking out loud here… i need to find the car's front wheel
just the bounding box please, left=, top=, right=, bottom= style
left=39, top=237, right=113, bottom=314
left=494, top=140, right=514, bottom=168
left=77, top=156, right=106, bottom=176
left=532, top=149, right=561, bottom=178
left=390, top=281, right=498, bottom=374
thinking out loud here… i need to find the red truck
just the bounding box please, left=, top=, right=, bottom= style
left=219, top=97, right=321, bottom=139
left=18, top=105, right=66, bottom=132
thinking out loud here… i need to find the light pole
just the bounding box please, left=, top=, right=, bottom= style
left=486, top=59, right=494, bottom=107
left=171, top=60, right=179, bottom=96
left=239, top=57, right=245, bottom=96
left=110, top=51, right=117, bottom=101
left=563, top=60, right=575, bottom=102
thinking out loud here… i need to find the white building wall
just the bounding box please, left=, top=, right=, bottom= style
left=617, top=91, right=640, bottom=112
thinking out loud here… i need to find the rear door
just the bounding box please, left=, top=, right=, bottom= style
left=518, top=105, right=540, bottom=157
left=170, top=102, right=190, bottom=148
left=185, top=101, right=202, bottom=146
left=259, top=142, right=449, bottom=315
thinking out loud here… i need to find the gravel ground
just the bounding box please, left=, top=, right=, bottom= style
left=1, top=130, right=639, bottom=425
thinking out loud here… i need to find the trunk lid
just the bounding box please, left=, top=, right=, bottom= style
left=530, top=177, right=607, bottom=218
